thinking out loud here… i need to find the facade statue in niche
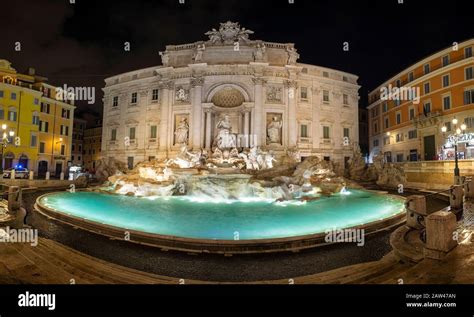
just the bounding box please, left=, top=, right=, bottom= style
left=205, top=21, right=254, bottom=45
left=253, top=43, right=266, bottom=62
left=267, top=116, right=283, bottom=144
left=266, top=86, right=283, bottom=103
left=193, top=44, right=205, bottom=62
left=175, top=86, right=189, bottom=102
left=159, top=51, right=169, bottom=67
left=286, top=47, right=300, bottom=65
left=174, top=118, right=189, bottom=145
left=214, top=115, right=236, bottom=149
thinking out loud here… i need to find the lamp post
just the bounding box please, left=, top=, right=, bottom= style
left=441, top=118, right=467, bottom=185
left=0, top=124, right=15, bottom=174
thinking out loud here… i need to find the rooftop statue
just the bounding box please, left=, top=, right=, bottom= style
left=205, top=21, right=254, bottom=45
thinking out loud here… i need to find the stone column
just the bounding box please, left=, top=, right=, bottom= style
left=159, top=81, right=173, bottom=153
left=285, top=80, right=298, bottom=147
left=252, top=77, right=265, bottom=147
left=243, top=109, right=250, bottom=148
left=191, top=77, right=204, bottom=150
left=205, top=109, right=212, bottom=150
left=424, top=211, right=458, bottom=260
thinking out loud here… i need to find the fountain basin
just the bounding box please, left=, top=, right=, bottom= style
left=35, top=189, right=406, bottom=254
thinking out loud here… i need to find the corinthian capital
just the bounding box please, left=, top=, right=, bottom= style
left=284, top=80, right=298, bottom=89
left=252, top=77, right=267, bottom=86
left=159, top=80, right=174, bottom=90
left=190, top=76, right=205, bottom=87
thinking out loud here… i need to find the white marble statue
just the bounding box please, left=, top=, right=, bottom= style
left=159, top=51, right=169, bottom=67
left=254, top=43, right=266, bottom=61
left=267, top=116, right=283, bottom=144
left=193, top=44, right=205, bottom=62
left=286, top=47, right=300, bottom=65
left=264, top=152, right=277, bottom=169
left=214, top=115, right=236, bottom=149
left=175, top=118, right=189, bottom=145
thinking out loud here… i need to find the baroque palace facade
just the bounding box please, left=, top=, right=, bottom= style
left=368, top=39, right=474, bottom=163
left=102, top=22, right=360, bottom=168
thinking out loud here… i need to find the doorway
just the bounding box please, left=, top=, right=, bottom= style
left=55, top=162, right=63, bottom=177
left=423, top=135, right=436, bottom=161
left=38, top=161, right=48, bottom=178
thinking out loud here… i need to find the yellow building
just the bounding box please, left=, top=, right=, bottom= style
left=0, top=59, right=75, bottom=176
left=36, top=83, right=75, bottom=177
left=368, top=39, right=474, bottom=162
left=0, top=60, right=42, bottom=171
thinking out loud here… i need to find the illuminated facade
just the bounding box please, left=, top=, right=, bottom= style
left=368, top=39, right=474, bottom=162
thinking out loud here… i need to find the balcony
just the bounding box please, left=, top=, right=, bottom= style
left=413, top=110, right=442, bottom=128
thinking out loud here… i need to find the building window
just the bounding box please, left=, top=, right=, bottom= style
left=300, top=87, right=308, bottom=100
left=408, top=130, right=417, bottom=139
left=131, top=92, right=137, bottom=104
left=78, top=156, right=81, bottom=161
left=79, top=145, right=82, bottom=152
left=396, top=79, right=401, bottom=87
left=323, top=126, right=330, bottom=139
left=465, top=89, right=474, bottom=105
left=150, top=125, right=157, bottom=139
left=39, top=121, right=49, bottom=133
left=30, top=133, right=37, bottom=147
left=39, top=142, right=45, bottom=153
left=152, top=89, right=159, bottom=101
left=423, top=102, right=431, bottom=114
left=424, top=63, right=430, bottom=74
left=129, top=127, right=136, bottom=140
left=442, top=74, right=450, bottom=87
left=396, top=154, right=404, bottom=162
left=382, top=102, right=388, bottom=112
left=396, top=112, right=401, bottom=125
left=409, top=108, right=415, bottom=120
left=373, top=122, right=378, bottom=133
left=442, top=55, right=450, bottom=67
left=111, top=128, right=117, bottom=141
left=61, top=144, right=65, bottom=156
left=60, top=125, right=69, bottom=136
left=465, top=47, right=473, bottom=58
left=0, top=90, right=3, bottom=98
left=343, top=127, right=350, bottom=138
left=384, top=137, right=390, bottom=145
left=72, top=144, right=75, bottom=152
left=112, top=96, right=119, bottom=107
left=40, top=103, right=50, bottom=114
left=396, top=133, right=404, bottom=143
left=323, top=90, right=330, bottom=102
left=72, top=156, right=74, bottom=161
left=127, top=157, right=134, bottom=170
left=466, top=67, right=473, bottom=80
left=373, top=139, right=379, bottom=147
left=443, top=95, right=451, bottom=110
left=408, top=72, right=414, bottom=82
left=424, top=82, right=431, bottom=94
left=32, top=112, right=40, bottom=125
left=0, top=109, right=4, bottom=120
left=11, top=92, right=17, bottom=100
left=300, top=124, right=308, bottom=138
left=445, top=121, right=452, bottom=132
left=61, top=108, right=71, bottom=119
left=34, top=98, right=39, bottom=105
left=465, top=117, right=474, bottom=129
left=8, top=108, right=17, bottom=121
left=394, top=99, right=401, bottom=107
left=343, top=94, right=349, bottom=105
left=384, top=117, right=389, bottom=129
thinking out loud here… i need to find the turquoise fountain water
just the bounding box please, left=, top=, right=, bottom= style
left=39, top=189, right=404, bottom=240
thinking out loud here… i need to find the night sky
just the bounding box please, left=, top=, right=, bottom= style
left=1, top=0, right=473, bottom=125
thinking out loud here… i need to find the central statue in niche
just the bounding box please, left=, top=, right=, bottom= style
left=214, top=115, right=237, bottom=149
left=267, top=116, right=283, bottom=144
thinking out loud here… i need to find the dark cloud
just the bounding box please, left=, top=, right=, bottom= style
left=0, top=0, right=473, bottom=126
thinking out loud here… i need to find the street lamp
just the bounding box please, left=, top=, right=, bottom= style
left=441, top=118, right=467, bottom=185
left=0, top=125, right=15, bottom=173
